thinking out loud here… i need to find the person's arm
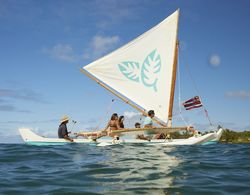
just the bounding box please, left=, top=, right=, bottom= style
left=62, top=127, right=73, bottom=142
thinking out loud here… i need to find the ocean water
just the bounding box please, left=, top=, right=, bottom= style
left=0, top=143, right=250, bottom=195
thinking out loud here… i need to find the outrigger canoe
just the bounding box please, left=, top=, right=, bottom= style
left=18, top=128, right=223, bottom=146
left=18, top=10, right=225, bottom=146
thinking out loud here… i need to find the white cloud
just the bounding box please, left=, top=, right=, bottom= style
left=225, top=90, right=250, bottom=99
left=209, top=54, right=221, bottom=67
left=122, top=111, right=143, bottom=128
left=123, top=111, right=141, bottom=119
left=83, top=35, right=120, bottom=60
left=44, top=36, right=120, bottom=62
left=92, top=35, right=119, bottom=54
left=90, top=0, right=138, bottom=28
left=43, top=44, right=79, bottom=62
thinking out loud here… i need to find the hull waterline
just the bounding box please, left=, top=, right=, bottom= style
left=19, top=128, right=223, bottom=146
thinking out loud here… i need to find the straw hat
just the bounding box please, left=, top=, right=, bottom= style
left=60, top=115, right=69, bottom=123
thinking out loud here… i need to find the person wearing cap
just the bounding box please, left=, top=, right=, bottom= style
left=58, top=115, right=73, bottom=142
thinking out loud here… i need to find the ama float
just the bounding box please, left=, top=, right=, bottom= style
left=19, top=10, right=223, bottom=146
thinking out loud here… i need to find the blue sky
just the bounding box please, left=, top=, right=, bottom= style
left=0, top=0, right=250, bottom=143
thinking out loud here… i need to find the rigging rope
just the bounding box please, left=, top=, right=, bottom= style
left=182, top=52, right=213, bottom=126
left=94, top=99, right=115, bottom=130
left=177, top=45, right=189, bottom=126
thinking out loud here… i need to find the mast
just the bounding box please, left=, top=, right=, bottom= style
left=80, top=68, right=167, bottom=127
left=167, top=9, right=180, bottom=127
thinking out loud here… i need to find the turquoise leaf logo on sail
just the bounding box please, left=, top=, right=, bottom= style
left=117, top=49, right=161, bottom=92
left=118, top=61, right=140, bottom=82
left=141, top=50, right=161, bottom=92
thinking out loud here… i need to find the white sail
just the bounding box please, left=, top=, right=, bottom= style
left=83, top=10, right=179, bottom=123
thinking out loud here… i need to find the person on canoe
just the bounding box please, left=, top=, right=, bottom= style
left=58, top=115, right=74, bottom=142
left=135, top=122, right=149, bottom=140
left=143, top=110, right=166, bottom=139
left=136, top=110, right=155, bottom=140
left=137, top=110, right=164, bottom=140
left=75, top=113, right=121, bottom=140
left=118, top=115, right=125, bottom=128
left=104, top=113, right=121, bottom=140
left=144, top=110, right=155, bottom=128
left=135, top=122, right=141, bottom=128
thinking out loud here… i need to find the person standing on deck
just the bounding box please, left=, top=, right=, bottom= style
left=58, top=115, right=73, bottom=142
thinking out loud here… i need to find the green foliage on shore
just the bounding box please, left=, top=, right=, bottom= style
left=168, top=129, right=250, bottom=144
left=220, top=129, right=250, bottom=143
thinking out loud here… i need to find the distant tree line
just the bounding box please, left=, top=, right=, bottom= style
left=220, top=129, right=250, bottom=143
left=168, top=129, right=250, bottom=143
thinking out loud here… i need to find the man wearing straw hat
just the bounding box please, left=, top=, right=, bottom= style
left=58, top=115, right=73, bottom=142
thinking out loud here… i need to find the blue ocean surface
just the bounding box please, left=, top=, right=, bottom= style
left=0, top=143, right=250, bottom=195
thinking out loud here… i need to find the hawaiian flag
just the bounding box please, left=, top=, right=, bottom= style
left=183, top=96, right=203, bottom=110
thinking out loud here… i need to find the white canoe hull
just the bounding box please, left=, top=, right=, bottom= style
left=18, top=128, right=222, bottom=146
left=201, top=128, right=223, bottom=145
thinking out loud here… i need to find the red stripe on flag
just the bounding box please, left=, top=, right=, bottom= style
left=184, top=96, right=200, bottom=104
left=184, top=104, right=202, bottom=110
left=183, top=96, right=203, bottom=110
left=185, top=104, right=203, bottom=110
left=183, top=100, right=201, bottom=107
